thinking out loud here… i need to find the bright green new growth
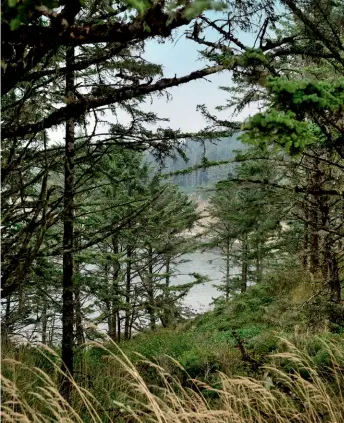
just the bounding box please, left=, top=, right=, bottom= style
left=240, top=110, right=316, bottom=154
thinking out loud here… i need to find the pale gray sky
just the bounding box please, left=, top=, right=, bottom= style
left=49, top=16, right=259, bottom=143
left=142, top=30, right=260, bottom=132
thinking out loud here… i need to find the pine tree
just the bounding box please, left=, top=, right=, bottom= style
left=207, top=148, right=286, bottom=299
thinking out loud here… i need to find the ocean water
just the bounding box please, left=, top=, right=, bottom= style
left=171, top=249, right=239, bottom=313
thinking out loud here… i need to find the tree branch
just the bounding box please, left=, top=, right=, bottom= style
left=2, top=2, right=191, bottom=95
left=226, top=178, right=344, bottom=197
left=2, top=66, right=224, bottom=139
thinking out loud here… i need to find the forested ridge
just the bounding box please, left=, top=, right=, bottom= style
left=147, top=136, right=245, bottom=193
left=1, top=0, right=344, bottom=422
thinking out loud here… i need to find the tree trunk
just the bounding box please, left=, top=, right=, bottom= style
left=112, top=235, right=121, bottom=342
left=41, top=297, right=47, bottom=344
left=124, top=245, right=132, bottom=340
left=49, top=313, right=56, bottom=344
left=60, top=41, right=76, bottom=403
left=161, top=256, right=172, bottom=327
left=309, top=158, right=322, bottom=274
left=255, top=238, right=263, bottom=283
left=329, top=254, right=341, bottom=304
left=225, top=238, right=231, bottom=300
left=103, top=262, right=116, bottom=341
left=302, top=198, right=309, bottom=270
left=18, top=286, right=25, bottom=314
left=74, top=284, right=84, bottom=346
left=320, top=195, right=331, bottom=285
left=319, top=192, right=341, bottom=305
left=74, top=239, right=84, bottom=347
left=129, top=310, right=136, bottom=338
left=309, top=199, right=320, bottom=274
left=241, top=235, right=248, bottom=293
left=117, top=311, right=121, bottom=342
left=2, top=296, right=12, bottom=345
left=147, top=246, right=156, bottom=331
left=107, top=301, right=117, bottom=341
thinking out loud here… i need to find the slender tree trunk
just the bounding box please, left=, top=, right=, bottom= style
left=329, top=255, right=341, bottom=304
left=104, top=263, right=116, bottom=341
left=5, top=295, right=11, bottom=324
left=165, top=257, right=170, bottom=289
left=107, top=300, right=117, bottom=341
left=309, top=158, right=321, bottom=274
left=302, top=223, right=309, bottom=269
left=49, top=313, right=56, bottom=344
left=18, top=286, right=25, bottom=314
left=302, top=197, right=309, bottom=270
left=322, top=236, right=342, bottom=321
left=309, top=199, right=319, bottom=274
left=117, top=311, right=121, bottom=342
left=128, top=292, right=139, bottom=339
left=60, top=41, right=75, bottom=403
left=255, top=238, right=263, bottom=283
left=112, top=235, right=121, bottom=341
left=319, top=192, right=341, bottom=305
left=241, top=235, right=248, bottom=293
left=74, top=236, right=84, bottom=346
left=2, top=296, right=11, bottom=345
left=225, top=238, right=231, bottom=300
left=129, top=310, right=136, bottom=338
left=41, top=297, right=47, bottom=344
left=320, top=195, right=331, bottom=285
left=161, top=256, right=171, bottom=327
left=147, top=246, right=156, bottom=330
left=124, top=245, right=132, bottom=340
left=74, top=284, right=84, bottom=346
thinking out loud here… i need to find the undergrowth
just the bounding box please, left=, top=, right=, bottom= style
left=2, top=266, right=343, bottom=422
left=1, top=337, right=344, bottom=422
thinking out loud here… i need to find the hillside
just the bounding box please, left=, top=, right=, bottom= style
left=120, top=264, right=344, bottom=376
left=147, top=136, right=245, bottom=197
left=4, top=265, right=343, bottom=422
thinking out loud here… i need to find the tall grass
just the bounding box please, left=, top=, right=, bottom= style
left=1, top=338, right=344, bottom=423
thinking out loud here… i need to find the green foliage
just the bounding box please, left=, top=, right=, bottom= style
left=207, top=145, right=288, bottom=299
left=240, top=78, right=344, bottom=154
left=245, top=330, right=279, bottom=357
left=182, top=0, right=227, bottom=20
left=123, top=330, right=198, bottom=360
left=109, top=263, right=343, bottom=387
left=269, top=78, right=344, bottom=113
left=3, top=0, right=344, bottom=412
left=125, top=0, right=150, bottom=16
left=240, top=110, right=316, bottom=154
left=6, top=0, right=59, bottom=30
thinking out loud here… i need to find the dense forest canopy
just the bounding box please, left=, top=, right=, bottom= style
left=1, top=0, right=344, bottom=419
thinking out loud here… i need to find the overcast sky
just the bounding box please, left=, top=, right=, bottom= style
left=49, top=15, right=259, bottom=143
left=142, top=22, right=259, bottom=132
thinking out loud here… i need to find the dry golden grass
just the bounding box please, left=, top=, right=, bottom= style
left=1, top=337, right=344, bottom=423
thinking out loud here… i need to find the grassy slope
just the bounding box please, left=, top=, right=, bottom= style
left=118, top=266, right=344, bottom=382
left=2, top=265, right=344, bottom=422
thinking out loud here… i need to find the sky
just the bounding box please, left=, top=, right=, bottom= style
left=49, top=13, right=260, bottom=143
left=141, top=21, right=259, bottom=132
left=143, top=35, right=230, bottom=132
